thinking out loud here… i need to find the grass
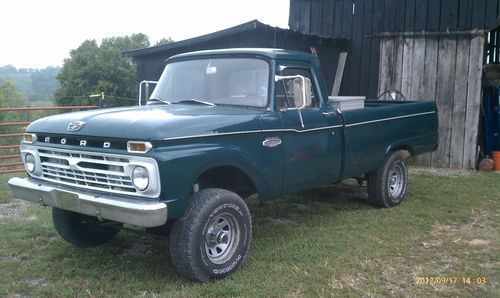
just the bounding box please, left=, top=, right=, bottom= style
left=0, top=173, right=22, bottom=204
left=0, top=168, right=498, bottom=297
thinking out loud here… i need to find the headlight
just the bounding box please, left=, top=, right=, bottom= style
left=25, top=153, right=36, bottom=173
left=132, top=166, right=149, bottom=191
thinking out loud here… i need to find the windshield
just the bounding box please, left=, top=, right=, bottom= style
left=149, top=58, right=270, bottom=108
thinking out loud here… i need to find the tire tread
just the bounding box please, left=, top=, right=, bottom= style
left=169, top=188, right=251, bottom=282
left=367, top=152, right=408, bottom=208
left=52, top=208, right=121, bottom=247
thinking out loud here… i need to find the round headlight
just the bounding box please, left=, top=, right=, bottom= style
left=25, top=153, right=36, bottom=173
left=132, top=166, right=149, bottom=191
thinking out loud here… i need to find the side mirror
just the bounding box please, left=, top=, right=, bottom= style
left=138, top=80, right=158, bottom=106
left=275, top=74, right=312, bottom=128
left=275, top=75, right=312, bottom=110
left=291, top=77, right=312, bottom=109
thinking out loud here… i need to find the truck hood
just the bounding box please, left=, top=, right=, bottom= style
left=27, top=104, right=263, bottom=140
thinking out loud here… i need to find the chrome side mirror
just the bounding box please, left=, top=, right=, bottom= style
left=138, top=80, right=158, bottom=106
left=275, top=75, right=312, bottom=128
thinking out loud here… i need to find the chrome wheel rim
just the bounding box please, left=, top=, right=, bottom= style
left=204, top=212, right=240, bottom=265
left=388, top=162, right=405, bottom=200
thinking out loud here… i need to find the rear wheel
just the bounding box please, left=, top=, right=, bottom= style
left=52, top=208, right=121, bottom=247
left=367, top=152, right=408, bottom=207
left=169, top=188, right=252, bottom=282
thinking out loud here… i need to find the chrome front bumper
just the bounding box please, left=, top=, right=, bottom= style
left=8, top=177, right=167, bottom=227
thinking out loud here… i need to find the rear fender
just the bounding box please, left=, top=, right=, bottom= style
left=385, top=142, right=413, bottom=158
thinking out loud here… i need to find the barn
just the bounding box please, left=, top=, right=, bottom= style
left=125, top=0, right=500, bottom=170
left=124, top=20, right=349, bottom=97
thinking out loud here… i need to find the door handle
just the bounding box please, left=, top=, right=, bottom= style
left=322, top=111, right=335, bottom=117
left=262, top=137, right=282, bottom=148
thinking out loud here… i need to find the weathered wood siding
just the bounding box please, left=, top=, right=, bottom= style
left=290, top=0, right=500, bottom=97
left=378, top=34, right=484, bottom=169
left=290, top=0, right=494, bottom=169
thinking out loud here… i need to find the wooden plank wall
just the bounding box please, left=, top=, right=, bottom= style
left=378, top=34, right=484, bottom=169
left=289, top=0, right=499, bottom=98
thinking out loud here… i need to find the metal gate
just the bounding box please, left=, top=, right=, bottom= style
left=0, top=105, right=98, bottom=174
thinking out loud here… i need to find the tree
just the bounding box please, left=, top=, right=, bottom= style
left=0, top=81, right=26, bottom=106
left=0, top=65, right=17, bottom=73
left=0, top=65, right=60, bottom=101
left=0, top=81, right=27, bottom=134
left=155, top=37, right=174, bottom=46
left=55, top=33, right=159, bottom=107
left=30, top=66, right=61, bottom=100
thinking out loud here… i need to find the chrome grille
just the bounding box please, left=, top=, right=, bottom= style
left=38, top=148, right=136, bottom=194
left=22, top=146, right=161, bottom=198
left=42, top=165, right=134, bottom=190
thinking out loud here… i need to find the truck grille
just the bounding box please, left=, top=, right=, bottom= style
left=24, top=146, right=161, bottom=198
left=39, top=148, right=136, bottom=194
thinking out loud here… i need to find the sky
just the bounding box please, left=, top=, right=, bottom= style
left=0, top=0, right=289, bottom=69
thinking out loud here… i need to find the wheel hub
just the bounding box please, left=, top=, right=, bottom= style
left=207, top=229, right=229, bottom=246
left=217, top=231, right=229, bottom=244
left=388, top=162, right=405, bottom=199
left=204, top=213, right=240, bottom=265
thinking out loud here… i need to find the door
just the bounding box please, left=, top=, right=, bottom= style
left=276, top=65, right=343, bottom=194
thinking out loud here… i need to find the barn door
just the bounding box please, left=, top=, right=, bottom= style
left=378, top=33, right=484, bottom=170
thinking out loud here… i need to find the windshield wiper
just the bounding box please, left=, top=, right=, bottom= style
left=149, top=98, right=172, bottom=105
left=176, top=99, right=216, bottom=106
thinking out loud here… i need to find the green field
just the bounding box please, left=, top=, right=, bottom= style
left=0, top=169, right=498, bottom=297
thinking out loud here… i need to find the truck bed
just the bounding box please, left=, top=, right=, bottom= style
left=340, top=100, right=438, bottom=179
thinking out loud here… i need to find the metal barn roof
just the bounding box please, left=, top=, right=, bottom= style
left=123, top=19, right=349, bottom=58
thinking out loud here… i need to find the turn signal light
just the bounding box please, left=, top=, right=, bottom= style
left=23, top=133, right=37, bottom=143
left=127, top=141, right=152, bottom=153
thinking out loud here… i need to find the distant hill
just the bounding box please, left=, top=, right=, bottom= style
left=0, top=65, right=60, bottom=101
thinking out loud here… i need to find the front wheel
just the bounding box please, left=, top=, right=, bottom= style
left=169, top=188, right=252, bottom=282
left=367, top=151, right=408, bottom=207
left=52, top=208, right=121, bottom=247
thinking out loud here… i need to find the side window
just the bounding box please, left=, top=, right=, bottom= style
left=276, top=67, right=319, bottom=110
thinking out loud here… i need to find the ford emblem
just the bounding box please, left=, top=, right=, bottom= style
left=67, top=121, right=86, bottom=132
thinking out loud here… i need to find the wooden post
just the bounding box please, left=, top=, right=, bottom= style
left=401, top=37, right=415, bottom=99
left=331, top=52, right=348, bottom=96
left=449, top=36, right=471, bottom=168
left=420, top=38, right=439, bottom=166
left=432, top=36, right=458, bottom=168
left=378, top=38, right=394, bottom=99
left=463, top=35, right=485, bottom=169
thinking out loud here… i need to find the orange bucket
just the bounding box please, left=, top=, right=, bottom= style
left=493, top=151, right=500, bottom=171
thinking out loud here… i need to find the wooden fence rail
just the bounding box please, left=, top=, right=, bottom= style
left=0, top=104, right=99, bottom=174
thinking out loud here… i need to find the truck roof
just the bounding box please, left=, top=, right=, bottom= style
left=168, top=48, right=318, bottom=63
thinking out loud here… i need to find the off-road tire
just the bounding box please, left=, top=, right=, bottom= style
left=52, top=208, right=121, bottom=247
left=367, top=151, right=408, bottom=207
left=169, top=188, right=252, bottom=282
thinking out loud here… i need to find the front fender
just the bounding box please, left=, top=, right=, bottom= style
left=150, top=142, right=279, bottom=219
left=191, top=145, right=275, bottom=196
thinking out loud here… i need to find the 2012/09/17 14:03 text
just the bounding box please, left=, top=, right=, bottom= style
left=415, top=277, right=487, bottom=286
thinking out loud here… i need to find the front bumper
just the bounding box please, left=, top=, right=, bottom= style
left=8, top=177, right=167, bottom=227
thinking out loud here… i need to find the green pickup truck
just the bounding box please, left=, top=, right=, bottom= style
left=9, top=48, right=438, bottom=281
